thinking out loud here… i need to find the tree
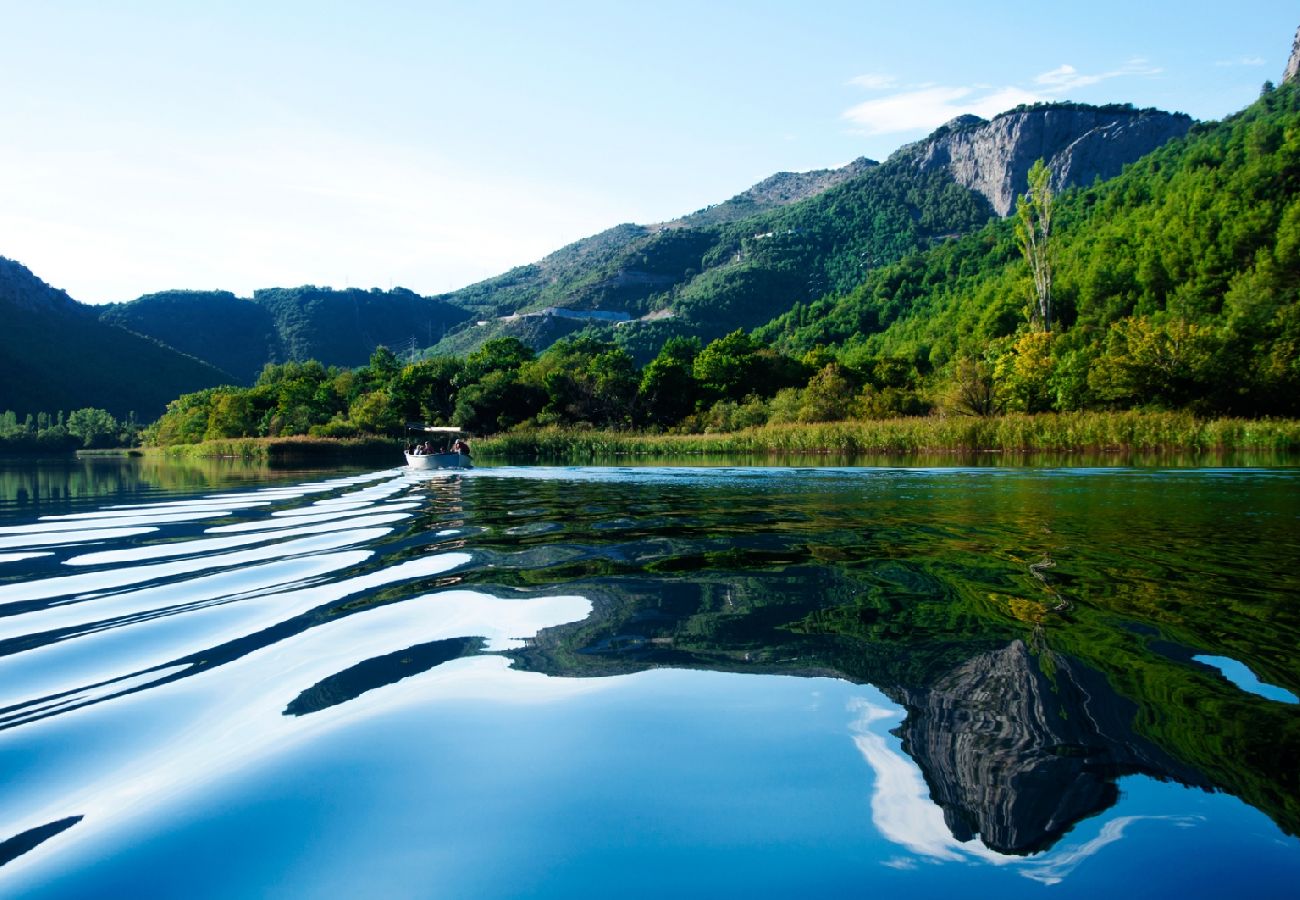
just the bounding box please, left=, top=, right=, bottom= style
left=693, top=330, right=763, bottom=402
left=66, top=407, right=119, bottom=448
left=462, top=337, right=534, bottom=382
left=1016, top=158, right=1055, bottom=331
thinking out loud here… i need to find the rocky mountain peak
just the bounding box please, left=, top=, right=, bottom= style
left=894, top=104, right=1193, bottom=216
left=1284, top=25, right=1300, bottom=84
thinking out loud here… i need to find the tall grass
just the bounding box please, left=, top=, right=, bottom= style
left=476, top=413, right=1300, bottom=460
left=149, top=435, right=395, bottom=462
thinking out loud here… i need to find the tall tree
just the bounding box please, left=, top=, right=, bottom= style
left=1016, top=158, right=1055, bottom=331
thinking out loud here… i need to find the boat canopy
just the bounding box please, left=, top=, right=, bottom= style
left=405, top=422, right=467, bottom=435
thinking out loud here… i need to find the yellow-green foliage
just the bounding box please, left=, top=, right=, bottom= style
left=476, top=413, right=1300, bottom=459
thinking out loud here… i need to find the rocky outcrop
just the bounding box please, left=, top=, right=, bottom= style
left=660, top=157, right=878, bottom=230
left=896, top=105, right=1193, bottom=216
left=1284, top=25, right=1300, bottom=84
left=894, top=640, right=1207, bottom=855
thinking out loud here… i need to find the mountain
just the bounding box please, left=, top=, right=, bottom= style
left=0, top=258, right=231, bottom=419
left=101, top=285, right=472, bottom=384
left=758, top=81, right=1300, bottom=416
left=428, top=102, right=1192, bottom=361
left=100, top=291, right=279, bottom=385
left=896, top=104, right=1192, bottom=216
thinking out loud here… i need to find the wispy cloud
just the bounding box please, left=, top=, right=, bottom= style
left=1215, top=56, right=1266, bottom=67
left=843, top=85, right=1042, bottom=134
left=847, top=72, right=898, bottom=90
left=1035, top=58, right=1162, bottom=91
left=842, top=59, right=1163, bottom=137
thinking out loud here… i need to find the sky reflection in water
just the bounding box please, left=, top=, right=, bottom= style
left=0, top=462, right=1296, bottom=898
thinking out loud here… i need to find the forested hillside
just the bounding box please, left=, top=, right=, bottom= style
left=0, top=258, right=230, bottom=419
left=101, top=290, right=279, bottom=384
left=759, top=82, right=1300, bottom=416
left=429, top=103, right=1190, bottom=362
left=102, top=285, right=472, bottom=383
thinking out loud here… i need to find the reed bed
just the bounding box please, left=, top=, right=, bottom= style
left=476, top=413, right=1300, bottom=460
left=150, top=435, right=394, bottom=462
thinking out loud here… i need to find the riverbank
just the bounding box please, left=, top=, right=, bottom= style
left=476, top=412, right=1300, bottom=458
left=147, top=435, right=395, bottom=462
left=143, top=412, right=1300, bottom=463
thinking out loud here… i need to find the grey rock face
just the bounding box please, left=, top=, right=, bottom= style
left=1284, top=25, right=1300, bottom=84
left=898, top=107, right=1192, bottom=216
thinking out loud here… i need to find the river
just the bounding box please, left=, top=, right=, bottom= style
left=0, top=456, right=1297, bottom=898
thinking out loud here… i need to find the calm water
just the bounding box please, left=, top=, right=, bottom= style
left=0, top=457, right=1297, bottom=898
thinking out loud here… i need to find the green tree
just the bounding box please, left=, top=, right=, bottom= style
left=462, top=337, right=535, bottom=382
left=693, top=330, right=764, bottom=402
left=638, top=336, right=702, bottom=426
left=452, top=370, right=545, bottom=434
left=1016, top=158, right=1055, bottom=331
left=65, top=408, right=119, bottom=448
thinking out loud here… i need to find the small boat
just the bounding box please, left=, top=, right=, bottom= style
left=404, top=423, right=473, bottom=470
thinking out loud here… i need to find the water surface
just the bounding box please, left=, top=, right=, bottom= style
left=0, top=459, right=1297, bottom=898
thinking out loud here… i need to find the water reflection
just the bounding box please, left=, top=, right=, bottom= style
left=0, top=460, right=1296, bottom=896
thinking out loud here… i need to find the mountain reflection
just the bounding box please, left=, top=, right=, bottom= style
left=891, top=640, right=1207, bottom=855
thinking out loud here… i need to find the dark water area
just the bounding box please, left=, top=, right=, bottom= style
left=0, top=458, right=1297, bottom=898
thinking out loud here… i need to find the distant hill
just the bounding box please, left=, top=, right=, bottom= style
left=100, top=290, right=278, bottom=385
left=428, top=102, right=1191, bottom=361
left=0, top=258, right=231, bottom=419
left=102, top=285, right=472, bottom=383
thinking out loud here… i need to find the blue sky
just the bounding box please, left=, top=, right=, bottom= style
left=1, top=1, right=1296, bottom=304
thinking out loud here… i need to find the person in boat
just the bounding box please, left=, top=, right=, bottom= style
left=406, top=442, right=417, bottom=456
left=421, top=441, right=435, bottom=455
left=452, top=437, right=471, bottom=457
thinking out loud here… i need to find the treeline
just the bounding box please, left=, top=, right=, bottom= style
left=0, top=409, right=141, bottom=454
left=148, top=329, right=946, bottom=445
left=758, top=81, right=1300, bottom=417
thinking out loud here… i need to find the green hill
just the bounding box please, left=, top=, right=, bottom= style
left=100, top=290, right=278, bottom=384
left=102, top=284, right=472, bottom=383
left=0, top=258, right=231, bottom=419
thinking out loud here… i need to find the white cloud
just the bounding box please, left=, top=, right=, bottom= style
left=842, top=85, right=1043, bottom=135
left=1035, top=58, right=1162, bottom=92
left=848, top=73, right=897, bottom=90
left=841, top=58, right=1163, bottom=137
left=1215, top=56, right=1266, bottom=67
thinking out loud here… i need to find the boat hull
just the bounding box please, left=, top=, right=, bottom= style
left=404, top=451, right=472, bottom=470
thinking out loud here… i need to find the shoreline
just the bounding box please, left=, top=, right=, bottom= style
left=137, top=412, right=1300, bottom=463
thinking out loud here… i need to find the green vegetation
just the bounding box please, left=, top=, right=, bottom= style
left=101, top=285, right=472, bottom=384
left=759, top=83, right=1300, bottom=418
left=0, top=408, right=141, bottom=455
left=474, top=413, right=1300, bottom=459
left=0, top=257, right=231, bottom=420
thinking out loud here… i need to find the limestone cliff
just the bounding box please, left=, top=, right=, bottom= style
left=1284, top=25, right=1300, bottom=84
left=895, top=105, right=1193, bottom=216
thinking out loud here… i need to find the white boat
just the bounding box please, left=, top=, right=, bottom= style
left=404, top=424, right=473, bottom=470
left=404, top=449, right=472, bottom=470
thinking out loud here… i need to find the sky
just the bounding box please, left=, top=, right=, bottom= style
left=1, top=1, right=1296, bottom=304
